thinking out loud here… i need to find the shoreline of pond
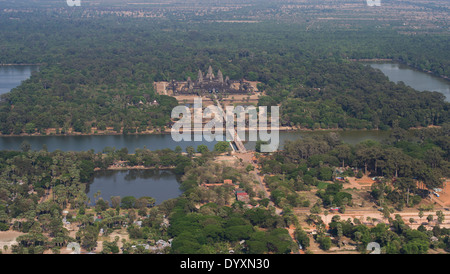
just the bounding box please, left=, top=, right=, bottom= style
left=0, top=126, right=316, bottom=138
left=94, top=165, right=177, bottom=171
left=0, top=125, right=440, bottom=139
left=353, top=59, right=450, bottom=83
left=0, top=64, right=43, bottom=67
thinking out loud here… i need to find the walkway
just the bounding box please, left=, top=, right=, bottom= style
left=213, top=95, right=246, bottom=153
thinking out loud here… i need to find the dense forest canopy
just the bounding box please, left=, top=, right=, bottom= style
left=0, top=4, right=449, bottom=134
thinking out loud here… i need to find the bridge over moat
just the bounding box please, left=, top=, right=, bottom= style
left=213, top=95, right=247, bottom=153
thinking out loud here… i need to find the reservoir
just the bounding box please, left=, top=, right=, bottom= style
left=364, top=62, right=450, bottom=102
left=0, top=65, right=39, bottom=95
left=86, top=169, right=182, bottom=206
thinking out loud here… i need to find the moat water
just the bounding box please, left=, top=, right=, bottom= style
left=86, top=169, right=182, bottom=206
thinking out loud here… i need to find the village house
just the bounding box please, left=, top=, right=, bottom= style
left=235, top=189, right=250, bottom=203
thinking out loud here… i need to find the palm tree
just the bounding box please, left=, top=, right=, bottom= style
left=427, top=214, right=434, bottom=226
left=382, top=207, right=393, bottom=224
left=436, top=210, right=445, bottom=224
left=336, top=223, right=343, bottom=248
left=94, top=190, right=101, bottom=202
left=354, top=231, right=362, bottom=246
left=418, top=209, right=424, bottom=224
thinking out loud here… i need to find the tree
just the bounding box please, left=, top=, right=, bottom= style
left=259, top=198, right=270, bottom=207
left=336, top=223, right=343, bottom=247
left=197, top=145, right=209, bottom=154
left=246, top=164, right=255, bottom=172
left=81, top=226, right=98, bottom=251
left=356, top=170, right=363, bottom=178
left=127, top=209, right=137, bottom=223
left=417, top=167, right=444, bottom=190
left=111, top=196, right=121, bottom=209
left=25, top=123, right=36, bottom=134
left=382, top=207, right=393, bottom=223
left=135, top=197, right=155, bottom=208
left=318, top=236, right=331, bottom=251
left=79, top=160, right=94, bottom=183
left=333, top=144, right=352, bottom=168
left=186, top=146, right=195, bottom=158
left=424, top=147, right=444, bottom=169
left=310, top=204, right=322, bottom=214
left=121, top=196, right=136, bottom=209
left=214, top=141, right=230, bottom=153
left=95, top=198, right=109, bottom=212
left=223, top=224, right=253, bottom=242
left=436, top=210, right=445, bottom=224
left=401, top=230, right=430, bottom=254
left=295, top=228, right=310, bottom=249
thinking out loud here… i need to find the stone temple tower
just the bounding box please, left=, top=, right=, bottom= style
left=206, top=65, right=215, bottom=81
left=198, top=69, right=203, bottom=83
left=217, top=69, right=224, bottom=83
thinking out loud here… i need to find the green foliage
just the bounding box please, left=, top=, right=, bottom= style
left=317, top=182, right=352, bottom=207
left=247, top=228, right=294, bottom=254
left=120, top=196, right=137, bottom=209
left=197, top=145, right=209, bottom=154
left=295, top=228, right=310, bottom=249
left=0, top=223, right=9, bottom=231
left=356, top=170, right=363, bottom=178
left=317, top=236, right=332, bottom=251
left=214, top=141, right=230, bottom=153
left=79, top=160, right=95, bottom=183
left=168, top=201, right=291, bottom=254
left=264, top=175, right=309, bottom=208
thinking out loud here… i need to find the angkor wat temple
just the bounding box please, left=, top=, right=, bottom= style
left=164, top=66, right=257, bottom=95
